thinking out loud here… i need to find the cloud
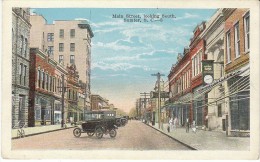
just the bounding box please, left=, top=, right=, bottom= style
left=174, top=12, right=200, bottom=21
left=92, top=61, right=154, bottom=71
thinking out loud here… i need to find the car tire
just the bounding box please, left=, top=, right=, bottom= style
left=109, top=129, right=117, bottom=138
left=73, top=128, right=81, bottom=138
left=95, top=128, right=103, bottom=139
left=87, top=132, right=94, bottom=136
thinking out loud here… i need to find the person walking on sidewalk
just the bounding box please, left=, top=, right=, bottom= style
left=185, top=118, right=189, bottom=133
left=173, top=117, right=178, bottom=130
left=192, top=120, right=196, bottom=133
left=169, top=117, right=173, bottom=132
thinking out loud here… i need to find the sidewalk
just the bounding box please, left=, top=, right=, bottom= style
left=147, top=122, right=250, bottom=150
left=12, top=124, right=75, bottom=139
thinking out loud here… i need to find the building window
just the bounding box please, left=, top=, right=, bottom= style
left=20, top=35, right=24, bottom=55
left=192, top=50, right=202, bottom=77
left=59, top=29, right=64, bottom=38
left=19, top=63, right=23, bottom=85
left=38, top=69, right=41, bottom=88
left=218, top=104, right=222, bottom=117
left=70, top=29, right=75, bottom=38
left=50, top=76, right=52, bottom=92
left=54, top=77, right=56, bottom=93
left=24, top=38, right=28, bottom=57
left=59, top=55, right=64, bottom=64
left=46, top=74, right=49, bottom=91
left=70, top=43, right=75, bottom=52
left=47, top=46, right=54, bottom=56
left=234, top=23, right=240, bottom=58
left=70, top=55, right=75, bottom=64
left=23, top=65, right=27, bottom=86
left=226, top=31, right=231, bottom=63
left=42, top=71, right=45, bottom=89
left=59, top=43, right=64, bottom=52
left=244, top=13, right=250, bottom=52
left=47, top=33, right=54, bottom=42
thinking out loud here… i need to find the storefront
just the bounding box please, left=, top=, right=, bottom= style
left=228, top=64, right=250, bottom=136
left=34, top=95, right=53, bottom=126
left=54, top=101, right=62, bottom=125
left=192, top=86, right=206, bottom=127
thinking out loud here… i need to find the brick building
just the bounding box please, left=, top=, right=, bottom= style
left=29, top=48, right=68, bottom=126
left=168, top=48, right=192, bottom=126
left=30, top=14, right=94, bottom=111
left=66, top=64, right=81, bottom=123
left=12, top=8, right=31, bottom=128
left=90, top=94, right=110, bottom=110
left=223, top=8, right=250, bottom=136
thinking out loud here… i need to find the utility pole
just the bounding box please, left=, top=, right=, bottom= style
left=58, top=74, right=68, bottom=128
left=151, top=72, right=165, bottom=129
left=140, top=92, right=150, bottom=122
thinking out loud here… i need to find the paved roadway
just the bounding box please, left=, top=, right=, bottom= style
left=12, top=120, right=191, bottom=150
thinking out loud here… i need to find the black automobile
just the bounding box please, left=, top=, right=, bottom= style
left=73, top=110, right=118, bottom=139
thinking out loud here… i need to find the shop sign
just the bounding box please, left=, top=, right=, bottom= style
left=202, top=60, right=214, bottom=84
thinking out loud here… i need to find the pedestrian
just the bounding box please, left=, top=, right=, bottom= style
left=192, top=120, right=196, bottom=133
left=185, top=118, right=189, bottom=133
left=174, top=117, right=178, bottom=130
left=169, top=118, right=173, bottom=131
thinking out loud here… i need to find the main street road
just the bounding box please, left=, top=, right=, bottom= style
left=12, top=120, right=191, bottom=150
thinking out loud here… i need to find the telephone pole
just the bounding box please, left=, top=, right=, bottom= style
left=140, top=92, right=150, bottom=122
left=58, top=74, right=67, bottom=128
left=151, top=72, right=165, bottom=129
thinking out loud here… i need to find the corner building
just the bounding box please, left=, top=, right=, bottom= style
left=30, top=14, right=94, bottom=111
left=12, top=8, right=31, bottom=128
left=223, top=9, right=250, bottom=136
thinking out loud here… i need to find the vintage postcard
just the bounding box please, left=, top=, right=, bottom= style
left=1, top=0, right=260, bottom=160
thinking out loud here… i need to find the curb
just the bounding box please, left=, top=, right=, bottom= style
left=145, top=123, right=197, bottom=150
left=12, top=126, right=75, bottom=140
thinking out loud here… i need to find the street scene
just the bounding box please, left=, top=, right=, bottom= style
left=10, top=6, right=252, bottom=153
left=12, top=120, right=191, bottom=150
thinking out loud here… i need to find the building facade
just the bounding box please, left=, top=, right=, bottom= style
left=90, top=94, right=110, bottom=110
left=224, top=8, right=250, bottom=136
left=29, top=48, right=68, bottom=126
left=12, top=8, right=31, bottom=128
left=30, top=14, right=94, bottom=111
left=168, top=49, right=192, bottom=126
left=202, top=9, right=225, bottom=131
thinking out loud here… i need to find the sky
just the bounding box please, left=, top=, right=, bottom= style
left=31, top=8, right=217, bottom=113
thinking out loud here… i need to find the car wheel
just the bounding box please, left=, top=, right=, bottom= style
left=73, top=128, right=81, bottom=138
left=87, top=132, right=94, bottom=136
left=109, top=129, right=117, bottom=138
left=95, top=128, right=103, bottom=139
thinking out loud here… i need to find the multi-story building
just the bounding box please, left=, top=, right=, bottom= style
left=168, top=48, right=192, bottom=126
left=12, top=8, right=31, bottom=128
left=223, top=8, right=250, bottom=136
left=66, top=64, right=80, bottom=123
left=29, top=48, right=68, bottom=126
left=30, top=14, right=94, bottom=111
left=201, top=9, right=225, bottom=131
left=90, top=94, right=110, bottom=110
left=189, top=22, right=207, bottom=127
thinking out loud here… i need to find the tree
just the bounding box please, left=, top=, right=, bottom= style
left=128, top=107, right=137, bottom=118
